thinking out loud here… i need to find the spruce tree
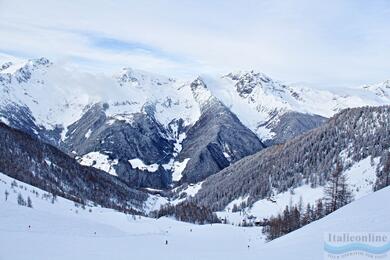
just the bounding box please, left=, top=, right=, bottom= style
left=4, top=190, right=9, bottom=201
left=324, top=161, right=353, bottom=213
left=17, top=193, right=26, bottom=206
left=27, top=196, right=33, bottom=208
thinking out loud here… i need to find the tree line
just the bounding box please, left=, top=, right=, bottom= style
left=262, top=162, right=353, bottom=241
left=150, top=201, right=221, bottom=224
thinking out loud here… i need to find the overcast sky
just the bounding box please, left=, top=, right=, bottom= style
left=0, top=0, right=389, bottom=87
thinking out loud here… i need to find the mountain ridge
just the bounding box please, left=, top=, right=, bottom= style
left=1, top=57, right=389, bottom=189
left=192, top=105, right=390, bottom=213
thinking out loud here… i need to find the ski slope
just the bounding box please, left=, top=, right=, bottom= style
left=0, top=172, right=264, bottom=260
left=256, top=185, right=390, bottom=259
left=0, top=171, right=389, bottom=260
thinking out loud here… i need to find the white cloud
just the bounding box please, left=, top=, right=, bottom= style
left=0, top=0, right=389, bottom=86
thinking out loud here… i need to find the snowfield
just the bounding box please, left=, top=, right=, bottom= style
left=0, top=172, right=263, bottom=260
left=0, top=171, right=389, bottom=260
left=78, top=152, right=119, bottom=176
left=256, top=185, right=390, bottom=260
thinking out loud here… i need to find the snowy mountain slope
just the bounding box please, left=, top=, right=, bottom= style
left=363, top=79, right=390, bottom=98
left=254, top=186, right=390, bottom=260
left=0, top=172, right=264, bottom=260
left=64, top=103, right=175, bottom=188
left=0, top=58, right=92, bottom=133
left=0, top=58, right=201, bottom=147
left=216, top=155, right=381, bottom=225
left=0, top=170, right=389, bottom=260
left=177, top=78, right=265, bottom=183
left=0, top=59, right=201, bottom=133
left=203, top=71, right=390, bottom=143
left=193, top=106, right=390, bottom=216
left=0, top=122, right=148, bottom=212
left=62, top=77, right=264, bottom=187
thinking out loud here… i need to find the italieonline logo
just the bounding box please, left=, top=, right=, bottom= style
left=324, top=232, right=390, bottom=259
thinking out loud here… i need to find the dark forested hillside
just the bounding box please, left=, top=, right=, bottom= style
left=63, top=103, right=174, bottom=189
left=0, top=122, right=148, bottom=213
left=150, top=201, right=221, bottom=224
left=193, top=106, right=390, bottom=211
left=261, top=111, right=327, bottom=146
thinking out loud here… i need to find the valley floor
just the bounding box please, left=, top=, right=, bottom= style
left=0, top=172, right=389, bottom=260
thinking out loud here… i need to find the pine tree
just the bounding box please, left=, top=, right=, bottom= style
left=383, top=153, right=390, bottom=187
left=27, top=196, right=33, bottom=208
left=302, top=203, right=312, bottom=225
left=324, top=161, right=353, bottom=213
left=4, top=190, right=9, bottom=201
left=314, top=199, right=324, bottom=220
left=17, top=193, right=26, bottom=206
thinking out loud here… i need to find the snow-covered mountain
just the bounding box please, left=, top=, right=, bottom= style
left=192, top=106, right=390, bottom=225
left=362, top=79, right=390, bottom=98
left=203, top=70, right=390, bottom=143
left=1, top=57, right=389, bottom=189
left=0, top=59, right=198, bottom=138
left=0, top=58, right=263, bottom=187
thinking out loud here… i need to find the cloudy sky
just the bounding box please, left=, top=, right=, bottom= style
left=0, top=0, right=389, bottom=87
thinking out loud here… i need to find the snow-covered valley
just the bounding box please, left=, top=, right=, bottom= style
left=1, top=171, right=389, bottom=260
left=0, top=172, right=263, bottom=260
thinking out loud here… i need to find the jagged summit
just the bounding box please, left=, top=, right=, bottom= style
left=189, top=77, right=215, bottom=110
left=362, top=79, right=390, bottom=98
left=0, top=61, right=13, bottom=71
left=29, top=57, right=51, bottom=66
left=0, top=57, right=52, bottom=83
left=223, top=70, right=279, bottom=97
left=117, top=67, right=174, bottom=87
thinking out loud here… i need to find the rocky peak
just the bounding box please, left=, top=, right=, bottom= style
left=11, top=57, right=52, bottom=83
left=189, top=77, right=214, bottom=110
left=118, top=68, right=139, bottom=85
left=30, top=57, right=51, bottom=67
left=224, top=70, right=276, bottom=97
left=117, top=67, right=173, bottom=87
left=190, top=77, right=207, bottom=90
left=363, top=79, right=390, bottom=98
left=0, top=62, right=13, bottom=71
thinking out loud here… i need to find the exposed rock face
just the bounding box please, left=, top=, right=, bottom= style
left=225, top=70, right=274, bottom=97
left=178, top=78, right=265, bottom=183
left=0, top=103, right=63, bottom=147
left=62, top=80, right=266, bottom=187
left=63, top=103, right=174, bottom=188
